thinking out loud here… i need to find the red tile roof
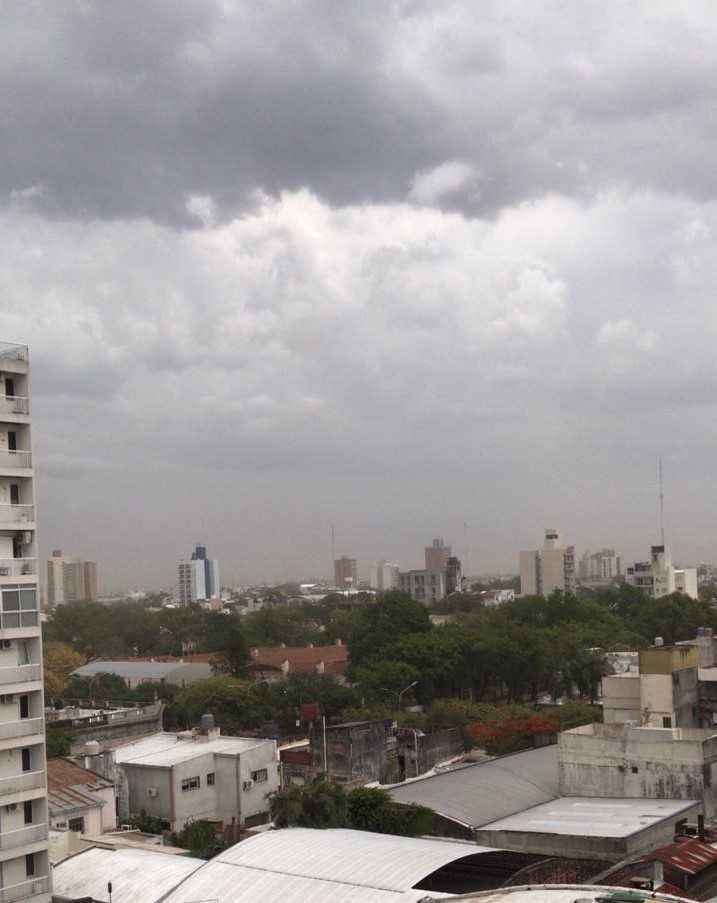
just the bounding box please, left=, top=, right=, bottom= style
left=640, top=838, right=717, bottom=876
left=47, top=757, right=113, bottom=792
left=249, top=642, right=349, bottom=675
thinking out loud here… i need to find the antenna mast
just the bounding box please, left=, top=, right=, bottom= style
left=330, top=523, right=335, bottom=575
left=659, top=458, right=665, bottom=545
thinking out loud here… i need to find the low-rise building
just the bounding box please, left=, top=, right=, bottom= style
left=47, top=758, right=116, bottom=836
left=249, top=640, right=349, bottom=684
left=111, top=722, right=279, bottom=832
left=71, top=659, right=213, bottom=690
left=558, top=721, right=717, bottom=818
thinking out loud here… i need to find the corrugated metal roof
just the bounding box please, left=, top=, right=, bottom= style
left=389, top=745, right=559, bottom=829
left=640, top=838, right=717, bottom=875
left=73, top=660, right=211, bottom=679
left=114, top=731, right=272, bottom=767
left=48, top=784, right=104, bottom=816
left=162, top=827, right=496, bottom=903
left=51, top=847, right=204, bottom=903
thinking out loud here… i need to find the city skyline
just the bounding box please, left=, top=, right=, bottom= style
left=5, top=4, right=717, bottom=586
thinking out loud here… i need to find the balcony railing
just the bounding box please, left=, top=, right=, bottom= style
left=0, top=770, right=45, bottom=796
left=0, top=559, right=36, bottom=579
left=0, top=397, right=29, bottom=417
left=0, top=451, right=31, bottom=469
left=0, top=664, right=41, bottom=683
left=0, top=717, right=44, bottom=740
left=0, top=876, right=50, bottom=903
left=0, top=822, right=47, bottom=851
left=0, top=506, right=34, bottom=524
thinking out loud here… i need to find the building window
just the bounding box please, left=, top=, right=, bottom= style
left=181, top=776, right=200, bottom=792
left=663, top=716, right=672, bottom=728
left=207, top=772, right=215, bottom=786
left=68, top=816, right=85, bottom=832
left=631, top=766, right=639, bottom=774
left=24, top=800, right=32, bottom=824
left=251, top=769, right=268, bottom=783
left=21, top=747, right=31, bottom=772
left=25, top=853, right=35, bottom=877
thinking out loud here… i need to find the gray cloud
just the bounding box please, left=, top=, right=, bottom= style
left=2, top=2, right=717, bottom=587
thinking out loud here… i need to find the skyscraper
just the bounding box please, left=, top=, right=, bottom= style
left=334, top=556, right=357, bottom=589
left=178, top=543, right=220, bottom=604
left=425, top=537, right=451, bottom=573
left=519, top=528, right=576, bottom=597
left=46, top=550, right=98, bottom=606
left=0, top=342, right=51, bottom=901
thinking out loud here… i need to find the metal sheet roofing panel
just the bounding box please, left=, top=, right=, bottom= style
left=161, top=860, right=441, bottom=903
left=52, top=847, right=204, bottom=903
left=640, top=838, right=717, bottom=875
left=389, top=745, right=559, bottom=829
left=215, top=827, right=493, bottom=892
left=480, top=797, right=699, bottom=838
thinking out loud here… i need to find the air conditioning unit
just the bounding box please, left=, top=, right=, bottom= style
left=242, top=781, right=253, bottom=791
left=147, top=788, right=158, bottom=798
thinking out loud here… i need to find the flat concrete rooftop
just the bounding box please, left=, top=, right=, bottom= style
left=479, top=797, right=697, bottom=839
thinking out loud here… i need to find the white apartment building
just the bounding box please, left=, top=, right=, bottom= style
left=0, top=343, right=51, bottom=902
left=519, top=528, right=576, bottom=597
left=111, top=723, right=279, bottom=832
left=625, top=544, right=698, bottom=599
left=369, top=560, right=400, bottom=592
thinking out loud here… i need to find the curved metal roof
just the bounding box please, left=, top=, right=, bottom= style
left=52, top=847, right=204, bottom=903
left=162, top=827, right=496, bottom=903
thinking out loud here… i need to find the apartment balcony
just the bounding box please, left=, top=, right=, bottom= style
left=0, top=451, right=31, bottom=472
left=0, top=506, right=34, bottom=526
left=0, top=664, right=41, bottom=684
left=0, top=559, right=37, bottom=580
left=0, top=876, right=50, bottom=903
left=0, top=823, right=47, bottom=852
left=0, top=770, right=45, bottom=797
left=0, top=397, right=29, bottom=419
left=0, top=718, right=44, bottom=741
left=0, top=611, right=39, bottom=631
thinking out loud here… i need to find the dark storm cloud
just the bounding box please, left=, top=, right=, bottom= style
left=4, top=2, right=717, bottom=586
left=5, top=1, right=717, bottom=224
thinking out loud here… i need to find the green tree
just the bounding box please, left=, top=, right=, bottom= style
left=172, top=677, right=271, bottom=734
left=43, top=640, right=85, bottom=697
left=348, top=592, right=431, bottom=668
left=173, top=819, right=226, bottom=859
left=347, top=787, right=433, bottom=836
left=270, top=775, right=348, bottom=828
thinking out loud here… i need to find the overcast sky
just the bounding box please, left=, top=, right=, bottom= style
left=5, top=1, right=717, bottom=589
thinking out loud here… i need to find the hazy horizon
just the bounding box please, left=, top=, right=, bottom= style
left=5, top=3, right=717, bottom=589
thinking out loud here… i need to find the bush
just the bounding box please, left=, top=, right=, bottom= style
left=347, top=787, right=433, bottom=836
left=45, top=728, right=72, bottom=758
left=125, top=811, right=163, bottom=834
left=172, top=819, right=226, bottom=859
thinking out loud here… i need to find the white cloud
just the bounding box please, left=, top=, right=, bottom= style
left=408, top=161, right=480, bottom=205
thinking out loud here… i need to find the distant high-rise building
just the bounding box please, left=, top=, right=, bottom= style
left=425, top=538, right=451, bottom=573
left=46, top=549, right=98, bottom=606
left=178, top=543, right=220, bottom=605
left=445, top=556, right=463, bottom=595
left=0, top=341, right=51, bottom=900
left=400, top=569, right=447, bottom=604
left=369, top=560, right=400, bottom=592
left=578, top=549, right=622, bottom=587
left=625, top=545, right=698, bottom=600
left=334, top=556, right=357, bottom=589
left=519, top=528, right=576, bottom=597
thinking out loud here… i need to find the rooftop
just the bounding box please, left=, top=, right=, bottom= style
left=114, top=731, right=272, bottom=767
left=249, top=641, right=349, bottom=672
left=52, top=846, right=204, bottom=903
left=47, top=757, right=114, bottom=817
left=389, top=744, right=559, bottom=829
left=73, top=660, right=212, bottom=679
left=478, top=797, right=698, bottom=839
left=422, top=886, right=692, bottom=903
left=639, top=837, right=717, bottom=876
